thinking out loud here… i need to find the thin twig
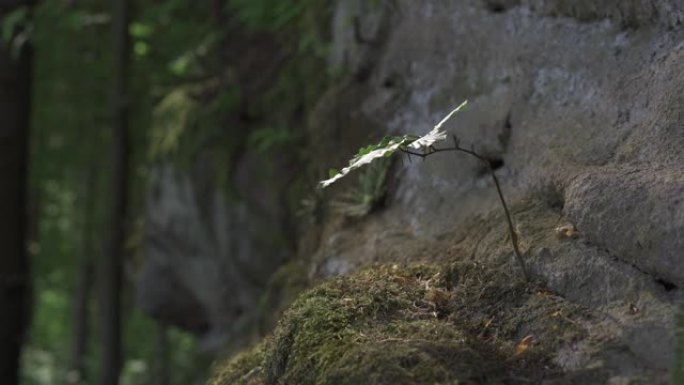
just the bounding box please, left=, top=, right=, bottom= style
left=399, top=138, right=529, bottom=281
left=483, top=157, right=529, bottom=281
left=400, top=147, right=457, bottom=158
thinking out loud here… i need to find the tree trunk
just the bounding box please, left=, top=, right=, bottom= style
left=71, top=260, right=93, bottom=383
left=155, top=323, right=170, bottom=385
left=0, top=2, right=33, bottom=384
left=70, top=127, right=100, bottom=384
left=99, top=0, right=130, bottom=384
left=70, top=202, right=95, bottom=383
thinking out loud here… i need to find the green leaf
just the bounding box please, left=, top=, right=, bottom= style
left=328, top=169, right=340, bottom=178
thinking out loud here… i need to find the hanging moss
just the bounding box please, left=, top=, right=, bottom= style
left=149, top=87, right=199, bottom=160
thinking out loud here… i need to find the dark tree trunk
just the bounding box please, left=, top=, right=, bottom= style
left=0, top=2, right=33, bottom=384
left=70, top=123, right=101, bottom=383
left=99, top=0, right=130, bottom=384
left=71, top=130, right=99, bottom=383
left=155, top=323, right=170, bottom=385
left=71, top=259, right=93, bottom=383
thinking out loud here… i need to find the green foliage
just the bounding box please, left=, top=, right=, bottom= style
left=228, top=0, right=312, bottom=32
left=25, top=268, right=75, bottom=380
left=1, top=5, right=30, bottom=57
left=29, top=6, right=112, bottom=371
left=130, top=0, right=214, bottom=75
left=167, top=34, right=217, bottom=77
left=141, top=0, right=334, bottom=205
left=147, top=81, right=242, bottom=193
left=330, top=157, right=393, bottom=217
left=149, top=87, right=199, bottom=159
left=248, top=127, right=298, bottom=154
left=121, top=311, right=211, bottom=385
left=133, top=0, right=235, bottom=175
left=129, top=22, right=153, bottom=38
left=26, top=0, right=336, bottom=383
left=130, top=22, right=153, bottom=57
left=26, top=0, right=220, bottom=384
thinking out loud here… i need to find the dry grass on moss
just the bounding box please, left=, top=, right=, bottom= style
left=210, top=262, right=589, bottom=385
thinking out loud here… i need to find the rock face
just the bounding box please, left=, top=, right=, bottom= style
left=145, top=0, right=684, bottom=383
left=303, top=1, right=683, bottom=382
left=138, top=164, right=290, bottom=349
left=314, top=0, right=682, bottom=381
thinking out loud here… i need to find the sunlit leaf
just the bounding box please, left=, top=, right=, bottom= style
left=319, top=137, right=409, bottom=188
left=407, top=100, right=467, bottom=150
left=319, top=100, right=467, bottom=188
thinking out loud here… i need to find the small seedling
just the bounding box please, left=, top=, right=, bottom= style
left=330, top=157, right=393, bottom=218
left=319, top=101, right=529, bottom=280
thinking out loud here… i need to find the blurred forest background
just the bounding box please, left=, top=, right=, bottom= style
left=1, top=0, right=332, bottom=384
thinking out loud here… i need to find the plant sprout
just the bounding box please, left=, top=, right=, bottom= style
left=319, top=100, right=529, bottom=280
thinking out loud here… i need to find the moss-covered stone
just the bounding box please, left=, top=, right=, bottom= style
left=210, top=262, right=588, bottom=384
left=256, top=261, right=310, bottom=333
left=209, top=342, right=268, bottom=385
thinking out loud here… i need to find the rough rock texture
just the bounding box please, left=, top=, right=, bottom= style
left=138, top=164, right=290, bottom=349
left=133, top=0, right=684, bottom=382
left=212, top=0, right=683, bottom=383
left=210, top=265, right=595, bottom=385
left=295, top=0, right=684, bottom=382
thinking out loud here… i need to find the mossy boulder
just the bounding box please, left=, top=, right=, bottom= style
left=210, top=262, right=590, bottom=385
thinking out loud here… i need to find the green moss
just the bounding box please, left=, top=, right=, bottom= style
left=208, top=342, right=268, bottom=385
left=256, top=261, right=310, bottom=333
left=439, top=262, right=587, bottom=353
left=211, top=262, right=587, bottom=384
